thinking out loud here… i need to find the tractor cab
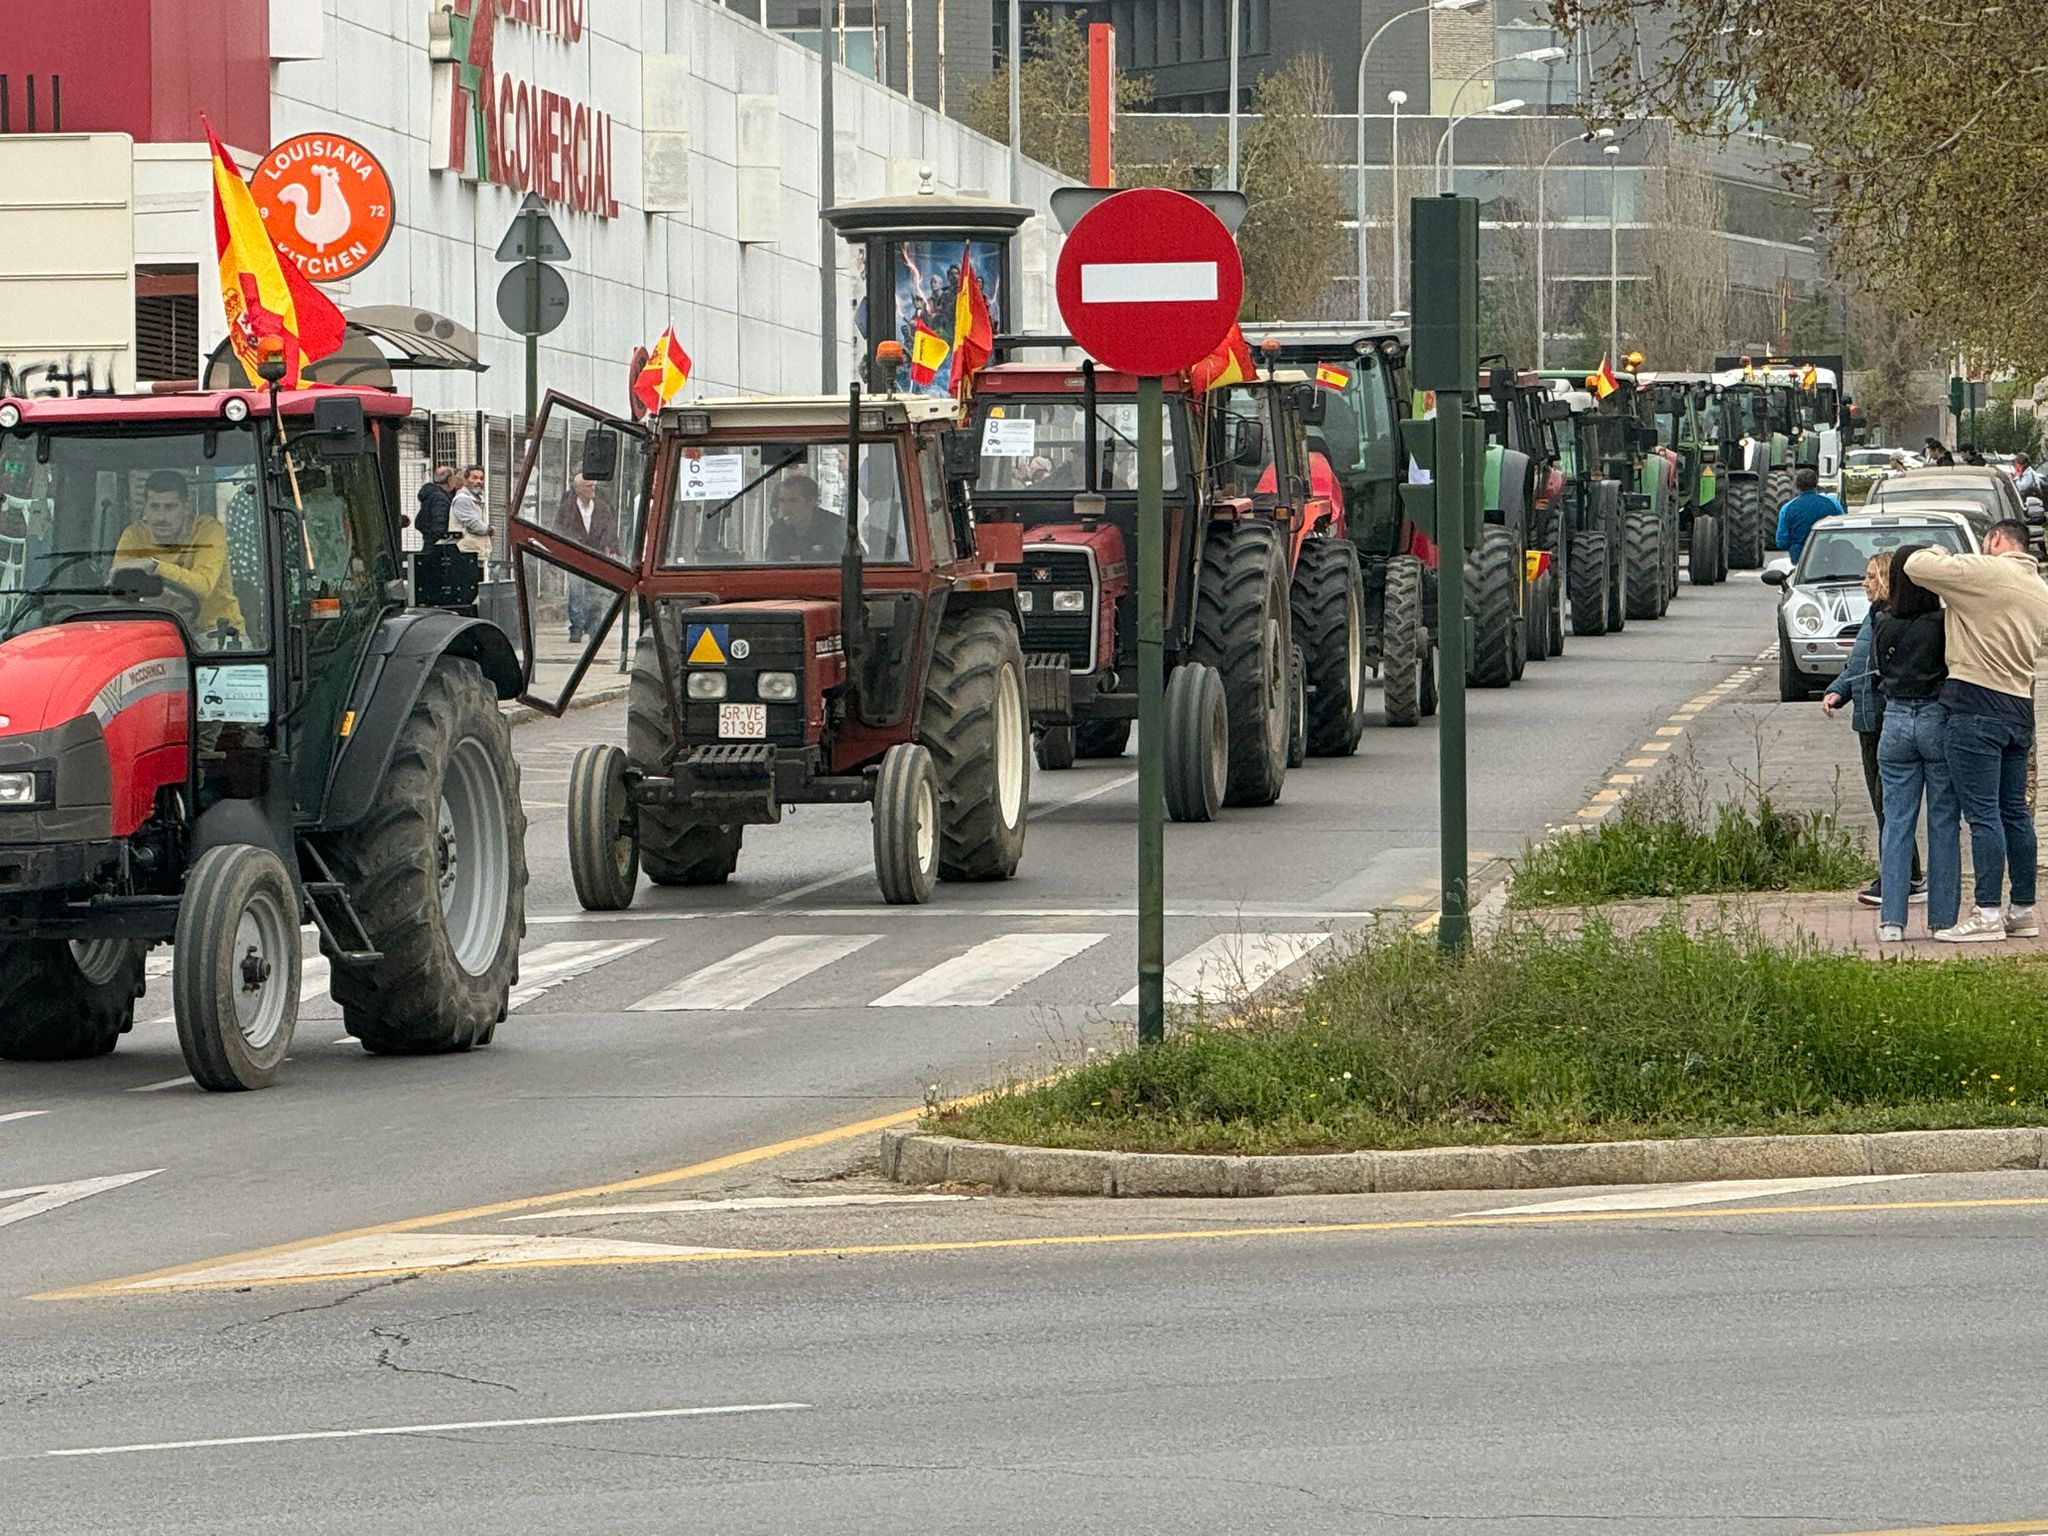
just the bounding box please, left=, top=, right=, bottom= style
left=506, top=388, right=1031, bottom=907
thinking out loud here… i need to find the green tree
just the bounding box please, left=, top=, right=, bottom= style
left=964, top=13, right=1152, bottom=180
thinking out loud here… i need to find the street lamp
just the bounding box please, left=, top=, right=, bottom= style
left=1008, top=0, right=1021, bottom=202
left=1353, top=0, right=1484, bottom=320
left=1386, top=90, right=1407, bottom=319
left=1605, top=140, right=1622, bottom=361
left=1433, top=45, right=1565, bottom=191
left=1535, top=126, right=1614, bottom=369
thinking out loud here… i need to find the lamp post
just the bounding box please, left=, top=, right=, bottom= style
left=1226, top=0, right=1241, bottom=189
left=1433, top=45, right=1565, bottom=191
left=1386, top=89, right=1407, bottom=319
left=1535, top=126, right=1613, bottom=369
left=1606, top=140, right=1622, bottom=360
left=1435, top=95, right=1528, bottom=193
left=1353, top=0, right=1483, bottom=322
left=1007, top=0, right=1021, bottom=201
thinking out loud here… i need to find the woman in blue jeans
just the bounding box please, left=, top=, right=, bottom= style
left=1874, top=546, right=1962, bottom=939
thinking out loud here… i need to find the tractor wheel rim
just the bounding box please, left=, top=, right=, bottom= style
left=70, top=938, right=129, bottom=988
left=1346, top=600, right=1364, bottom=707
left=914, top=773, right=937, bottom=873
left=994, top=661, right=1025, bottom=828
left=440, top=736, right=511, bottom=977
left=608, top=758, right=636, bottom=879
left=1265, top=618, right=1284, bottom=724
left=232, top=885, right=293, bottom=1052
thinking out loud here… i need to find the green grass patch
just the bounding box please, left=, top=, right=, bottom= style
left=935, top=920, right=2048, bottom=1155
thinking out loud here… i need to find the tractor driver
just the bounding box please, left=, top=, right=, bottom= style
left=764, top=472, right=846, bottom=563
left=113, top=470, right=247, bottom=644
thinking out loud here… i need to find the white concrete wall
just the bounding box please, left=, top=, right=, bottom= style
left=267, top=0, right=1067, bottom=420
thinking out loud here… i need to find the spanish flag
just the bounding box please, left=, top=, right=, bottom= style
left=208, top=122, right=345, bottom=389
left=1313, top=362, right=1352, bottom=391
left=631, top=325, right=692, bottom=415
left=950, top=262, right=994, bottom=401
left=1587, top=356, right=1620, bottom=400
left=1799, top=363, right=1819, bottom=390
left=1188, top=325, right=1255, bottom=394
left=909, top=319, right=950, bottom=387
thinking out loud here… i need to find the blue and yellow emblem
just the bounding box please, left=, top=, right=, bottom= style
left=685, top=622, right=729, bottom=666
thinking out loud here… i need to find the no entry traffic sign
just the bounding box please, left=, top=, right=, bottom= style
left=1054, top=188, right=1244, bottom=377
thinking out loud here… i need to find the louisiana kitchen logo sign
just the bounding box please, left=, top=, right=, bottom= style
left=428, top=0, right=620, bottom=218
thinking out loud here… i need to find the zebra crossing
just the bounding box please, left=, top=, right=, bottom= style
left=132, top=924, right=1338, bottom=1022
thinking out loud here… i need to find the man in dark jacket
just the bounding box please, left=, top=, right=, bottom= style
left=415, top=466, right=456, bottom=544
left=553, top=473, right=619, bottom=641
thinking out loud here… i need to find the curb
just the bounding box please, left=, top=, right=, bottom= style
left=504, top=681, right=630, bottom=727
left=879, top=1125, right=2048, bottom=1198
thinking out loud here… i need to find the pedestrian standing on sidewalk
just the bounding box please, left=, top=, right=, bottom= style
left=1904, top=521, right=2048, bottom=941
left=450, top=464, right=492, bottom=559
left=1871, top=548, right=1959, bottom=941
left=1823, top=553, right=1924, bottom=909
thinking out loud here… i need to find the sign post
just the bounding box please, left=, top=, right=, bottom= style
left=1054, top=187, right=1244, bottom=1044
left=494, top=194, right=572, bottom=429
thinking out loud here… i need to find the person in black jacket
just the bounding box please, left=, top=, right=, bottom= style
left=1873, top=545, right=1961, bottom=939
left=415, top=465, right=456, bottom=544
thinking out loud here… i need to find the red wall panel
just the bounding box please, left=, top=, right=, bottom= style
left=149, top=0, right=271, bottom=149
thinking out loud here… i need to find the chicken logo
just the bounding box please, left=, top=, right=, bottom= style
left=251, top=133, right=395, bottom=284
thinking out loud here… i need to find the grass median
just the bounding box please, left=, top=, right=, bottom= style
left=934, top=919, right=2048, bottom=1155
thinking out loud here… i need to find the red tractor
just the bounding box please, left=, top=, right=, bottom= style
left=506, top=385, right=1032, bottom=907
left=0, top=385, right=527, bottom=1088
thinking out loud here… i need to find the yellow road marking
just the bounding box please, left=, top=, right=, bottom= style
left=1654, top=725, right=1685, bottom=737
left=1812, top=1522, right=2048, bottom=1535
left=44, top=1192, right=2048, bottom=1300
left=1624, top=757, right=1657, bottom=768
left=1640, top=740, right=1672, bottom=752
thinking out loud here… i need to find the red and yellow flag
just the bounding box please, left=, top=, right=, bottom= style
left=631, top=325, right=692, bottom=415
left=1313, top=362, right=1353, bottom=391
left=1587, top=356, right=1620, bottom=400
left=1188, top=325, right=1256, bottom=394
left=909, top=319, right=951, bottom=387
left=950, top=262, right=994, bottom=401
left=207, top=122, right=345, bottom=389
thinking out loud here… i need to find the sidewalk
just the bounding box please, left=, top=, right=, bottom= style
left=1550, top=654, right=2048, bottom=958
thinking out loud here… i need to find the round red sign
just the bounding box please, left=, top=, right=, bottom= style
left=1053, top=188, right=1245, bottom=377
left=251, top=133, right=395, bottom=284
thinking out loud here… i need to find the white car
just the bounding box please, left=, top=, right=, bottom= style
left=1763, top=510, right=1980, bottom=700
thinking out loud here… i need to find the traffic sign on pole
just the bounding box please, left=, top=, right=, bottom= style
left=1054, top=187, right=1247, bottom=1047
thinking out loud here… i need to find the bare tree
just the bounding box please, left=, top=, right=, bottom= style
left=1236, top=55, right=1346, bottom=321
left=1625, top=148, right=1732, bottom=371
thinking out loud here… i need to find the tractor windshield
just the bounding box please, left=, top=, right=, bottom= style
left=660, top=439, right=912, bottom=567
left=974, top=398, right=1181, bottom=494
left=0, top=425, right=269, bottom=652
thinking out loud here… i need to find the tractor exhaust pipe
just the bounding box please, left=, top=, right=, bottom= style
left=840, top=382, right=867, bottom=708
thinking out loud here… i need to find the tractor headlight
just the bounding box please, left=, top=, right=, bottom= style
left=756, top=671, right=798, bottom=702
left=0, top=771, right=42, bottom=807
left=686, top=672, right=727, bottom=700
left=1016, top=590, right=1034, bottom=612
left=221, top=397, right=251, bottom=424
left=1789, top=599, right=1825, bottom=636
left=0, top=404, right=19, bottom=430
left=1052, top=589, right=1087, bottom=613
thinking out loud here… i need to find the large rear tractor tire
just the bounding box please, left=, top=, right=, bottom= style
left=872, top=742, right=939, bottom=904
left=1568, top=531, right=1609, bottom=637
left=1725, top=478, right=1765, bottom=569
left=1379, top=554, right=1429, bottom=727
left=174, top=844, right=301, bottom=1092
left=1689, top=515, right=1720, bottom=587
left=0, top=939, right=143, bottom=1061
left=920, top=610, right=1030, bottom=882
left=1074, top=719, right=1131, bottom=759
left=1465, top=527, right=1519, bottom=689
left=1164, top=663, right=1228, bottom=823
left=1530, top=567, right=1563, bottom=659
left=1624, top=507, right=1665, bottom=621
left=629, top=640, right=741, bottom=885
left=325, top=657, right=526, bottom=1055
left=1292, top=539, right=1368, bottom=757
left=1190, top=521, right=1290, bottom=807
left=567, top=743, right=640, bottom=912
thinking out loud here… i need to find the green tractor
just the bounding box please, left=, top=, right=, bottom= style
left=1469, top=361, right=1559, bottom=684
left=1541, top=370, right=1677, bottom=622
left=1707, top=372, right=1780, bottom=568
left=1638, top=373, right=1728, bottom=585
left=1541, top=381, right=1632, bottom=635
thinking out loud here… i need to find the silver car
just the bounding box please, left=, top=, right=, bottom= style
left=1763, top=510, right=1979, bottom=701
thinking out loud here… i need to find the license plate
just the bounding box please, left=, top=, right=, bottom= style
left=718, top=703, right=767, bottom=739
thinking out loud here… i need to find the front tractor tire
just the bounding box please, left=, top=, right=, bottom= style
left=873, top=742, right=940, bottom=905
left=568, top=743, right=640, bottom=912
left=1763, top=468, right=1795, bottom=549
left=1191, top=521, right=1291, bottom=806
left=325, top=656, right=527, bottom=1055
left=0, top=939, right=144, bottom=1061
left=1164, top=662, right=1228, bottom=823
left=174, top=844, right=301, bottom=1092
left=1074, top=719, right=1131, bottom=759
left=1035, top=726, right=1076, bottom=772
left=1624, top=507, right=1666, bottom=621
left=1293, top=539, right=1369, bottom=757
left=921, top=610, right=1030, bottom=882
left=1379, top=554, right=1432, bottom=728
left=1689, top=514, right=1722, bottom=586
left=1568, top=532, right=1610, bottom=636
left=1465, top=527, right=1520, bottom=689
left=1726, top=478, right=1765, bottom=569
left=629, top=641, right=741, bottom=885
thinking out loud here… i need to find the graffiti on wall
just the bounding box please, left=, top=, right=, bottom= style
left=0, top=354, right=120, bottom=399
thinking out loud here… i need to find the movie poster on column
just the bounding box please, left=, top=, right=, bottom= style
left=890, top=240, right=1004, bottom=396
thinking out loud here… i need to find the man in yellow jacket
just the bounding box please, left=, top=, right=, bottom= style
left=1904, top=521, right=2048, bottom=941
left=112, top=470, right=245, bottom=644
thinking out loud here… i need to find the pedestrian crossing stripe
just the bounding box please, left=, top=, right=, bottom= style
left=686, top=623, right=728, bottom=665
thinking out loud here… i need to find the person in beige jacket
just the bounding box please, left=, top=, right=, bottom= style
left=1903, top=522, right=2048, bottom=941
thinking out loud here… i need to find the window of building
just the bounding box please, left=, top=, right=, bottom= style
left=135, top=269, right=199, bottom=384
left=777, top=21, right=884, bottom=82
left=1495, top=20, right=1571, bottom=110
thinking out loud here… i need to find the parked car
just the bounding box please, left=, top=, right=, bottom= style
left=1762, top=509, right=1981, bottom=700
left=1841, top=446, right=1902, bottom=500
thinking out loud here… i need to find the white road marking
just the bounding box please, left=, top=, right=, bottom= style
left=0, top=1170, right=161, bottom=1230
left=121, top=1230, right=744, bottom=1289
left=871, top=932, right=1110, bottom=1008
left=506, top=938, right=656, bottom=1010
left=1467, top=1175, right=1923, bottom=1218
left=629, top=933, right=880, bottom=1012
left=1116, top=931, right=1331, bottom=1008
left=509, top=1192, right=972, bottom=1221
left=532, top=901, right=1382, bottom=926
left=1080, top=260, right=1219, bottom=303
left=0, top=1109, right=50, bottom=1125
left=127, top=1076, right=195, bottom=1094
left=46, top=1403, right=812, bottom=1459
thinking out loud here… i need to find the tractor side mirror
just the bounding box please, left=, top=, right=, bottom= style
left=1231, top=419, right=1266, bottom=468
left=943, top=428, right=981, bottom=485
left=1543, top=397, right=1571, bottom=422
left=580, top=430, right=619, bottom=482
left=1294, top=384, right=1327, bottom=428
left=311, top=395, right=368, bottom=455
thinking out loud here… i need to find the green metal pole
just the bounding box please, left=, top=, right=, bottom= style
left=1136, top=373, right=1166, bottom=1044
left=1434, top=390, right=1470, bottom=954
left=523, top=208, right=541, bottom=430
